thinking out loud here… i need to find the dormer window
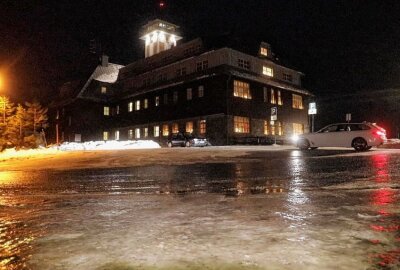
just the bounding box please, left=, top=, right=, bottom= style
left=260, top=47, right=268, bottom=56
left=101, top=86, right=107, bottom=94
left=263, top=66, right=274, bottom=77
left=238, top=59, right=251, bottom=70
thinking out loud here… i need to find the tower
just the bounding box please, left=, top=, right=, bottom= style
left=140, top=19, right=182, bottom=58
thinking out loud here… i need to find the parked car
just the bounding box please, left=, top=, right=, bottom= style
left=167, top=132, right=210, bottom=147
left=294, top=122, right=387, bottom=151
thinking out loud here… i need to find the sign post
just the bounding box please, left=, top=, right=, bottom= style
left=308, top=102, right=317, bottom=132
left=271, top=107, right=277, bottom=145
left=346, top=113, right=351, bottom=123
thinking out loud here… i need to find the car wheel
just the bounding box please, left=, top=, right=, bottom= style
left=167, top=142, right=172, bottom=148
left=310, top=147, right=318, bottom=150
left=352, top=137, right=367, bottom=151
left=366, top=146, right=372, bottom=150
left=297, top=139, right=310, bottom=150
left=185, top=141, right=191, bottom=147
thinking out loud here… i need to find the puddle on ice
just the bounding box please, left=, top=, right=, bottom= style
left=0, top=150, right=399, bottom=269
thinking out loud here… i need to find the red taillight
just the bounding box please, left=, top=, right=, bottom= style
left=372, top=130, right=386, bottom=138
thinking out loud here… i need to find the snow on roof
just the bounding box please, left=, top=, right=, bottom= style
left=92, top=63, right=124, bottom=83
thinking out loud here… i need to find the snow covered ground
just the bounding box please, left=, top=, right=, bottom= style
left=56, top=140, right=161, bottom=151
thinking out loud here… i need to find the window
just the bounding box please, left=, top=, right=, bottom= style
left=164, top=93, right=168, bottom=105
left=176, top=67, right=187, bottom=76
left=271, top=89, right=276, bottom=104
left=198, top=85, right=204, bottom=97
left=260, top=47, right=268, bottom=56
left=263, top=87, right=268, bottom=102
left=116, top=105, right=120, bottom=115
left=172, top=123, right=179, bottom=133
left=155, top=96, right=160, bottom=107
left=263, top=66, right=274, bottom=77
left=186, top=121, right=193, bottom=133
left=283, top=73, right=293, bottom=82
left=173, top=91, right=178, bottom=104
left=101, top=86, right=107, bottom=94
left=234, top=116, right=250, bottom=133
left=277, top=121, right=283, bottom=135
left=128, top=129, right=133, bottom=140
left=135, top=128, right=140, bottom=139
left=233, top=80, right=251, bottom=99
left=162, top=124, right=169, bottom=136
left=293, top=123, right=304, bottom=135
left=292, top=94, right=304, bottom=109
left=277, top=90, right=283, bottom=105
left=144, top=99, right=148, bottom=109
left=128, top=102, right=133, bottom=112
left=115, top=130, right=120, bottom=140
left=144, top=127, right=148, bottom=138
left=264, top=121, right=269, bottom=135
left=143, top=78, right=151, bottom=86
left=187, top=88, right=192, bottom=100
left=68, top=116, right=72, bottom=126
left=56, top=110, right=59, bottom=119
left=154, top=126, right=160, bottom=137
left=103, top=131, right=109, bottom=141
left=135, top=100, right=140, bottom=111
left=199, top=120, right=206, bottom=134
left=103, top=106, right=110, bottom=116
left=196, top=60, right=208, bottom=71
left=158, top=73, right=167, bottom=82
left=238, top=59, right=251, bottom=69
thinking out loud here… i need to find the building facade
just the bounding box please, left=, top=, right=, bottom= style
left=50, top=19, right=313, bottom=146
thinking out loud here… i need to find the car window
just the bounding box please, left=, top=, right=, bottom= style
left=321, top=125, right=338, bottom=132
left=336, top=124, right=347, bottom=132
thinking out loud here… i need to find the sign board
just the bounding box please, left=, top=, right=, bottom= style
left=271, top=107, right=277, bottom=121
left=308, top=102, right=317, bottom=115
left=346, top=113, right=351, bottom=122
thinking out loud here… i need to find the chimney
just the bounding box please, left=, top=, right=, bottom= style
left=101, top=55, right=109, bottom=67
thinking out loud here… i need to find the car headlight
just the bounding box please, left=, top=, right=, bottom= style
left=291, top=135, right=299, bottom=142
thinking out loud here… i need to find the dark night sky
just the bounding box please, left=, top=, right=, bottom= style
left=1, top=0, right=400, bottom=103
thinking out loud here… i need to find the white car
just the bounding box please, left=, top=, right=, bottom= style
left=294, top=122, right=387, bottom=151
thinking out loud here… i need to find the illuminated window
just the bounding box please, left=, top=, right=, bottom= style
left=164, top=93, right=168, bottom=105
left=263, top=87, right=268, bottom=102
left=199, top=120, right=206, bottom=134
left=264, top=120, right=269, bottom=135
left=196, top=60, right=208, bottom=71
left=293, top=123, right=304, bottom=135
left=103, top=106, right=110, bottom=116
left=144, top=99, right=148, bottom=109
left=270, top=121, right=283, bottom=135
left=128, top=129, right=133, bottom=139
left=135, top=100, right=140, bottom=111
left=144, top=127, right=148, bottom=138
left=292, top=94, right=304, bottom=109
left=116, top=105, right=120, bottom=115
left=154, top=126, right=160, bottom=137
left=283, top=73, right=292, bottom=82
left=155, top=96, right=160, bottom=107
left=277, top=90, right=283, bottom=105
left=271, top=89, right=276, bottom=104
left=198, top=85, right=204, bottom=97
left=186, top=121, right=193, bottom=133
left=128, top=102, right=133, bottom=112
left=234, top=116, right=250, bottom=133
left=115, top=130, right=120, bottom=140
left=233, top=80, right=251, bottom=99
left=101, top=86, right=107, bottom=94
left=103, top=131, right=109, bottom=141
left=172, top=123, right=179, bottom=133
left=238, top=59, right=251, bottom=70
left=263, top=66, right=273, bottom=77
left=162, top=124, right=169, bottom=136
left=173, top=91, right=178, bottom=104
left=260, top=47, right=268, bottom=56
left=135, top=128, right=140, bottom=139
left=187, top=88, right=192, bottom=100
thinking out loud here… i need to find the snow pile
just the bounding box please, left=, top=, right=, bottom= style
left=0, top=147, right=60, bottom=160
left=57, top=140, right=161, bottom=151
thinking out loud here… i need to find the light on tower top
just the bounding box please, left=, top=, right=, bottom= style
left=159, top=1, right=165, bottom=8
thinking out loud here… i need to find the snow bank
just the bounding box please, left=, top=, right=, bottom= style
left=0, top=147, right=60, bottom=160
left=57, top=140, right=161, bottom=151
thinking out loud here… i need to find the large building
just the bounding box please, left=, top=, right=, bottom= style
left=49, top=19, right=313, bottom=146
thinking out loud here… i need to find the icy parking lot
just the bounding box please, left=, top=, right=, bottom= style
left=0, top=147, right=399, bottom=269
